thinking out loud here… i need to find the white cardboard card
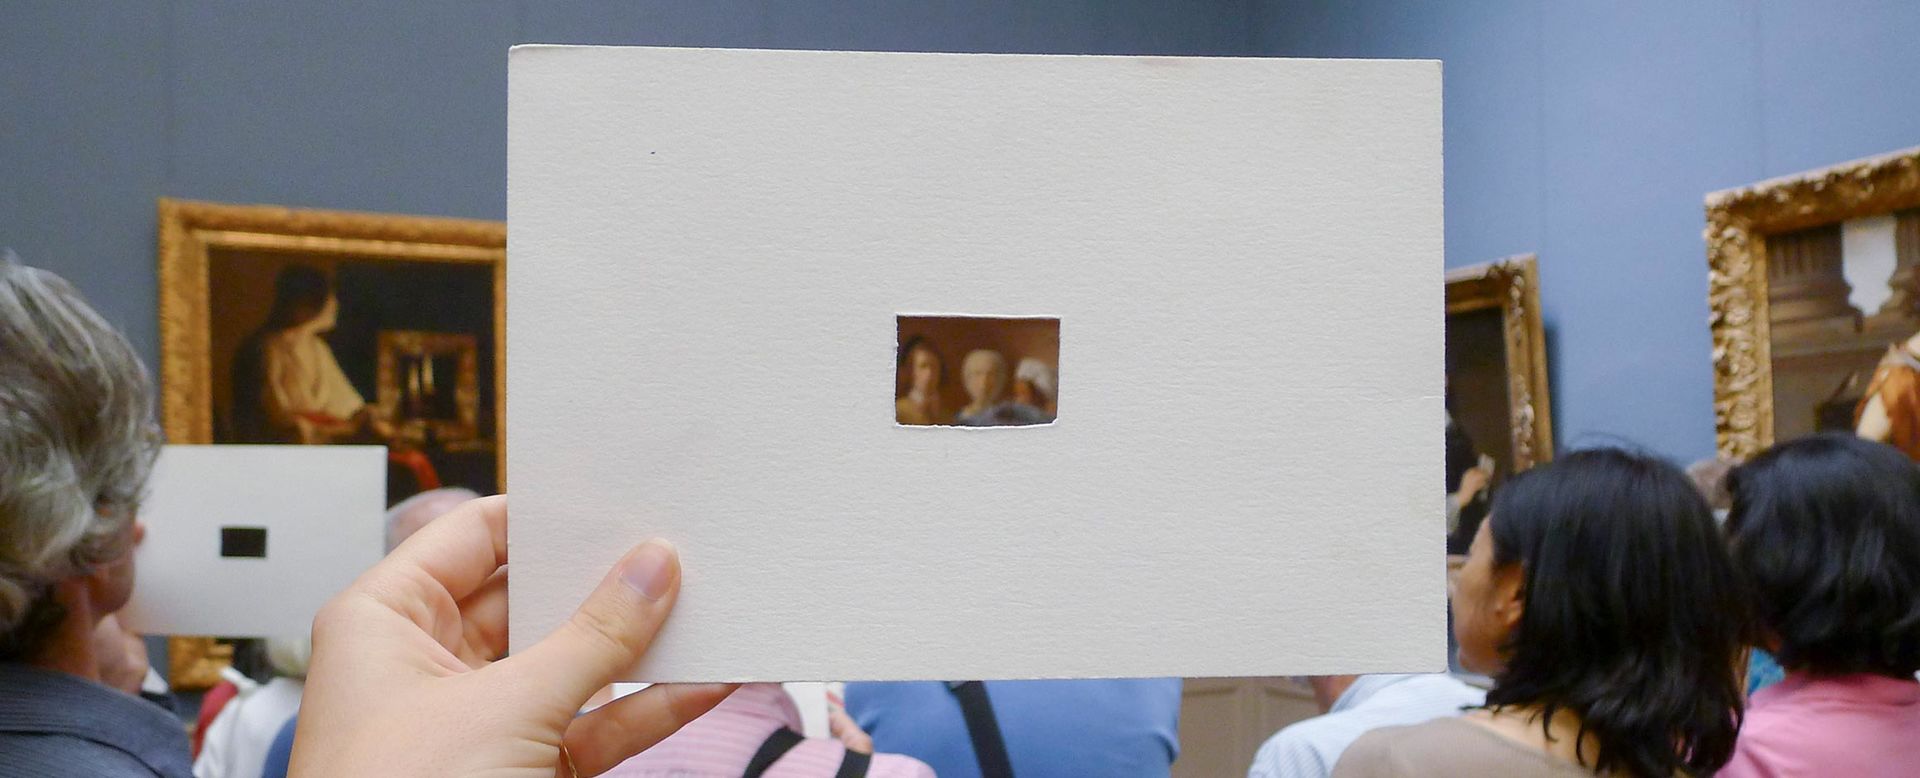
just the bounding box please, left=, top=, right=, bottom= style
left=120, top=445, right=385, bottom=637
left=508, top=46, right=1443, bottom=681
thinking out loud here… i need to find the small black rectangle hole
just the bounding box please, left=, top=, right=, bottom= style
left=220, top=526, right=268, bottom=559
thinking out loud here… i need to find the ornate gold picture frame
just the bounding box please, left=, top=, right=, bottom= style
left=1445, top=254, right=1555, bottom=473
left=157, top=198, right=505, bottom=688
left=1707, top=147, right=1920, bottom=459
left=378, top=330, right=483, bottom=444
left=158, top=198, right=505, bottom=469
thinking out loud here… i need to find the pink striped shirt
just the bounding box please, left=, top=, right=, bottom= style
left=604, top=683, right=936, bottom=778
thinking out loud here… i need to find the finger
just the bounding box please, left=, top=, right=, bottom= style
left=497, top=539, right=681, bottom=705
left=561, top=683, right=738, bottom=776
left=453, top=567, right=510, bottom=665
left=360, top=495, right=506, bottom=610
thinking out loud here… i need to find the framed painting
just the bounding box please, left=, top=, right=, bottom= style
left=1707, top=147, right=1920, bottom=460
left=156, top=198, right=504, bottom=687
left=1443, top=254, right=1553, bottom=552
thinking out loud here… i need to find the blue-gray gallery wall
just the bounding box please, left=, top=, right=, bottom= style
left=0, top=0, right=1256, bottom=380
left=8, top=1, right=1920, bottom=464
left=1261, top=0, right=1920, bottom=462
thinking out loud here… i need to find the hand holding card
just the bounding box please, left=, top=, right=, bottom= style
left=292, top=495, right=736, bottom=776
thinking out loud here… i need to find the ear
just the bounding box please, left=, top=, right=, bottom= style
left=1491, top=562, right=1526, bottom=631
left=79, top=551, right=125, bottom=599
left=79, top=521, right=143, bottom=614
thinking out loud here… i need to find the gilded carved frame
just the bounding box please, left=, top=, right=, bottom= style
left=156, top=198, right=505, bottom=688
left=1445, top=254, right=1555, bottom=471
left=1707, top=147, right=1920, bottom=459
left=377, top=330, right=483, bottom=444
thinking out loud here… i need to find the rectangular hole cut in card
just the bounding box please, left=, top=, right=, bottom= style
left=897, top=315, right=1059, bottom=427
left=219, top=526, right=269, bottom=559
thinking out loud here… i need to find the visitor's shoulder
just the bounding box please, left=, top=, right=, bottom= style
left=0, top=730, right=176, bottom=777
left=1330, top=718, right=1466, bottom=778
left=1249, top=717, right=1341, bottom=777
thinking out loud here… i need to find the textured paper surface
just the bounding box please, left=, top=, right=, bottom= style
left=508, top=46, right=1443, bottom=681
left=121, top=445, right=385, bottom=637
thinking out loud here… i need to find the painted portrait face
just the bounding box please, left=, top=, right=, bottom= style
left=910, top=347, right=939, bottom=394
left=963, top=351, right=1007, bottom=404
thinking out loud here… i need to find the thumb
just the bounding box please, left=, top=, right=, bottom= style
left=501, top=539, right=682, bottom=707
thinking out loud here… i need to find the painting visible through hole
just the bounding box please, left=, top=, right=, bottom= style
left=896, top=315, right=1060, bottom=427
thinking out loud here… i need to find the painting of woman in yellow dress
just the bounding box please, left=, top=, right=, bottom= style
left=231, top=265, right=392, bottom=444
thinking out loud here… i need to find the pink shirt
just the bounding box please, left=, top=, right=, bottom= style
left=604, top=683, right=936, bottom=778
left=1720, top=672, right=1920, bottom=778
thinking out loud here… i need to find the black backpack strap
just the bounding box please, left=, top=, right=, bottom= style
left=744, top=727, right=806, bottom=778
left=834, top=747, right=872, bottom=778
left=945, top=681, right=1015, bottom=778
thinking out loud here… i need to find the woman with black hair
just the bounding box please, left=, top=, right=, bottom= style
left=1334, top=448, right=1747, bottom=777
left=1719, top=434, right=1920, bottom=778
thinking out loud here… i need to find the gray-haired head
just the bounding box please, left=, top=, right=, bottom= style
left=0, top=255, right=161, bottom=658
left=384, top=487, right=480, bottom=551
left=264, top=635, right=312, bottom=680
left=1686, top=455, right=1739, bottom=515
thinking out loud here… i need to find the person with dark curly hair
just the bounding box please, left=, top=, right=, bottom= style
left=1334, top=448, right=1749, bottom=777
left=1719, top=434, right=1920, bottom=778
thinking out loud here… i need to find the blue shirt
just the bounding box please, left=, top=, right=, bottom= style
left=1247, top=674, right=1484, bottom=778
left=1746, top=649, right=1786, bottom=697
left=846, top=679, right=1182, bottom=778
left=259, top=714, right=297, bottom=778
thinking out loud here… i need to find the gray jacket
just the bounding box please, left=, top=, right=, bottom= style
left=0, top=663, right=190, bottom=777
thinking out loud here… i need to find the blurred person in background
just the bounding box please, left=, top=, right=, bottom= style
left=1248, top=673, right=1483, bottom=778
left=383, top=487, right=481, bottom=552
left=1686, top=454, right=1789, bottom=697
left=846, top=678, right=1182, bottom=778
left=1718, top=435, right=1920, bottom=778
left=1334, top=449, right=1748, bottom=777
left=193, top=637, right=308, bottom=778
left=601, top=682, right=934, bottom=778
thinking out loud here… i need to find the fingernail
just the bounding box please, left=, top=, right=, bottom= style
left=620, top=539, right=677, bottom=600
